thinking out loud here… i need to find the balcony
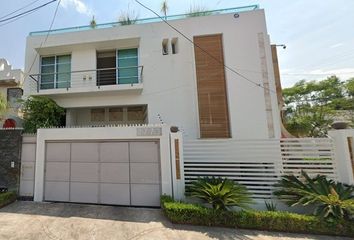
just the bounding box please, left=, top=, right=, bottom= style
left=29, top=66, right=144, bottom=96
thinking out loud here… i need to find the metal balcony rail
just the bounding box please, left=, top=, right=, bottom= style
left=29, top=5, right=259, bottom=36
left=29, top=66, right=143, bottom=92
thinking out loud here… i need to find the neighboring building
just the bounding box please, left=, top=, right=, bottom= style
left=24, top=5, right=281, bottom=140
left=22, top=5, right=282, bottom=206
left=0, top=58, right=24, bottom=128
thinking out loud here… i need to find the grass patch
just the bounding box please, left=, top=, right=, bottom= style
left=0, top=192, right=16, bottom=208
left=161, top=195, right=354, bottom=237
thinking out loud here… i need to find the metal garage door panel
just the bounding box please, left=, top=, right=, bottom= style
left=129, top=142, right=159, bottom=163
left=100, top=142, right=129, bottom=162
left=101, top=163, right=129, bottom=183
left=71, top=163, right=99, bottom=182
left=71, top=143, right=99, bottom=162
left=21, top=144, right=36, bottom=162
left=100, top=183, right=130, bottom=205
left=131, top=184, right=160, bottom=207
left=70, top=182, right=98, bottom=203
left=130, top=163, right=160, bottom=184
left=46, top=143, right=70, bottom=162
left=45, top=182, right=70, bottom=202
left=45, top=162, right=70, bottom=181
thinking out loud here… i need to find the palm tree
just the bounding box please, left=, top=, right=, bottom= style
left=160, top=0, right=168, bottom=19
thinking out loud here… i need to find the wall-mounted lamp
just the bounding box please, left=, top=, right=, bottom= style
left=275, top=44, right=287, bottom=49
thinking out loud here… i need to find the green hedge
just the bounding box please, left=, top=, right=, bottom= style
left=0, top=192, right=16, bottom=208
left=161, top=195, right=354, bottom=237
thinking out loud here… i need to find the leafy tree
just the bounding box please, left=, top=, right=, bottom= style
left=274, top=171, right=354, bottom=220
left=347, top=78, right=354, bottom=97
left=283, top=76, right=354, bottom=137
left=0, top=93, right=7, bottom=117
left=21, top=96, right=65, bottom=133
left=187, top=177, right=253, bottom=210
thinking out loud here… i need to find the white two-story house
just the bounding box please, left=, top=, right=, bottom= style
left=24, top=5, right=280, bottom=140
left=22, top=5, right=282, bottom=207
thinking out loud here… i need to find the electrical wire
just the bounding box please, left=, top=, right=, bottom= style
left=0, top=0, right=57, bottom=23
left=26, top=0, right=61, bottom=78
left=0, top=7, right=43, bottom=28
left=134, top=0, right=276, bottom=94
left=0, top=0, right=42, bottom=20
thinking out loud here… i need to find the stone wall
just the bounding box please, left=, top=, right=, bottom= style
left=0, top=129, right=22, bottom=192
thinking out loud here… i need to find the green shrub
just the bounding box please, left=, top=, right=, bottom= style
left=22, top=96, right=65, bottom=133
left=274, top=171, right=354, bottom=220
left=186, top=177, right=253, bottom=210
left=0, top=192, right=16, bottom=208
left=161, top=196, right=354, bottom=237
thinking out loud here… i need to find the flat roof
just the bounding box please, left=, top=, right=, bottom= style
left=29, top=5, right=259, bottom=36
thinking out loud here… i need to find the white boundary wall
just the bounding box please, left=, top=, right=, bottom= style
left=329, top=129, right=354, bottom=185
left=33, top=124, right=185, bottom=202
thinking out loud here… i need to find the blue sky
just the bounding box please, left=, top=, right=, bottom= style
left=1, top=0, right=354, bottom=87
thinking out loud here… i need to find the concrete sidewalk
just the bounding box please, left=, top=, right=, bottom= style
left=0, top=201, right=349, bottom=240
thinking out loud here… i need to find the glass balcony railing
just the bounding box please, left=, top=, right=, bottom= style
left=29, top=5, right=259, bottom=36
left=29, top=66, right=144, bottom=92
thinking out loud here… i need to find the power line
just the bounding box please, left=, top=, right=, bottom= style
left=0, top=0, right=42, bottom=20
left=26, top=0, right=61, bottom=78
left=134, top=0, right=276, bottom=94
left=0, top=6, right=43, bottom=28
left=0, top=0, right=57, bottom=23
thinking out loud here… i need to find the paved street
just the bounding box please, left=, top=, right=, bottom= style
left=0, top=201, right=350, bottom=240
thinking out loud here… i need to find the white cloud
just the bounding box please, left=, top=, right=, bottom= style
left=329, top=43, right=344, bottom=49
left=60, top=0, right=93, bottom=16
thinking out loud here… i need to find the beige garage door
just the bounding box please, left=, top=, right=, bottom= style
left=44, top=141, right=161, bottom=207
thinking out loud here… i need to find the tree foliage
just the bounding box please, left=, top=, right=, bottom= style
left=22, top=96, right=65, bottom=133
left=274, top=171, right=354, bottom=220
left=283, top=76, right=354, bottom=137
left=0, top=93, right=7, bottom=117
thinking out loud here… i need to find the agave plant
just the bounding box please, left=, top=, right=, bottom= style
left=265, top=201, right=277, bottom=211
left=187, top=177, right=253, bottom=210
left=274, top=171, right=354, bottom=220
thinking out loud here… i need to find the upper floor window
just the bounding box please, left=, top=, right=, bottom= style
left=40, top=55, right=71, bottom=90
left=96, top=48, right=138, bottom=86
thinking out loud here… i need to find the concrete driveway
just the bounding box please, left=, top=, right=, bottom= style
left=0, top=201, right=350, bottom=240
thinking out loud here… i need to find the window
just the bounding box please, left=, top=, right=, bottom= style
left=117, top=48, right=139, bottom=84
left=40, top=55, right=71, bottom=89
left=171, top=38, right=178, bottom=54
left=109, top=107, right=123, bottom=121
left=162, top=39, right=169, bottom=55
left=127, top=106, right=145, bottom=121
left=91, top=108, right=105, bottom=122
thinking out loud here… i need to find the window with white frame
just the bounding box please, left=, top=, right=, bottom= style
left=40, top=55, right=71, bottom=89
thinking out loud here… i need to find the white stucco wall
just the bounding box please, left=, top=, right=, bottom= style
left=24, top=9, right=280, bottom=140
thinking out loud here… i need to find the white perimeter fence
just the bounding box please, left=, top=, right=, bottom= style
left=184, top=138, right=337, bottom=199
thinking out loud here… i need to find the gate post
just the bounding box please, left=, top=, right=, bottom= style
left=328, top=129, right=354, bottom=185
left=169, top=131, right=185, bottom=200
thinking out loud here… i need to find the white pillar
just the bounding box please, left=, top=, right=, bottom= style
left=328, top=129, right=354, bottom=185
left=169, top=132, right=185, bottom=200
